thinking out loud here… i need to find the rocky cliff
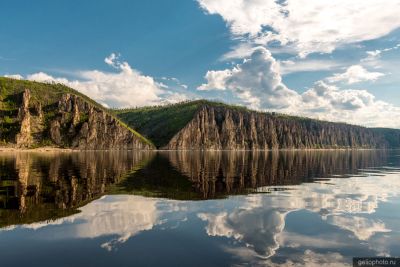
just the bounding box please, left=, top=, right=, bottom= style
left=0, top=78, right=154, bottom=150
left=48, top=93, right=153, bottom=149
left=3, top=77, right=399, bottom=150
left=116, top=100, right=400, bottom=150
left=162, top=103, right=394, bottom=150
left=15, top=89, right=33, bottom=146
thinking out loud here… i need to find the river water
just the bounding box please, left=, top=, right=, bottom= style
left=0, top=150, right=399, bottom=266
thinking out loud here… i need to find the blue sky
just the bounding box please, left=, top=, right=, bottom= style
left=1, top=0, right=400, bottom=128
left=0, top=0, right=231, bottom=85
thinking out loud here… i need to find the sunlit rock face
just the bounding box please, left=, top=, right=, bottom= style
left=6, top=89, right=154, bottom=150
left=15, top=89, right=33, bottom=147
left=165, top=105, right=389, bottom=150
left=55, top=94, right=154, bottom=150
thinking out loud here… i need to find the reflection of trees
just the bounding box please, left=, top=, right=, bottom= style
left=0, top=151, right=154, bottom=226
left=0, top=150, right=392, bottom=226
left=166, top=150, right=388, bottom=198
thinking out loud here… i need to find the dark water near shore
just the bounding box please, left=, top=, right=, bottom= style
left=0, top=150, right=399, bottom=266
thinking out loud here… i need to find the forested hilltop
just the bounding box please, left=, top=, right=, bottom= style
left=0, top=77, right=154, bottom=149
left=115, top=100, right=400, bottom=150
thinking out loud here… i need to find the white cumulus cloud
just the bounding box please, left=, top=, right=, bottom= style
left=280, top=59, right=344, bottom=75
left=104, top=52, right=120, bottom=68
left=198, top=48, right=400, bottom=128
left=326, top=65, right=385, bottom=84
left=8, top=53, right=189, bottom=108
left=363, top=44, right=400, bottom=62
left=198, top=0, right=400, bottom=57
left=198, top=47, right=300, bottom=110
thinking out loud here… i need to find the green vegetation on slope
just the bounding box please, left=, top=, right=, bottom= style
left=114, top=100, right=206, bottom=148
left=113, top=99, right=344, bottom=148
left=3, top=77, right=399, bottom=150
left=0, top=77, right=104, bottom=110
left=114, top=99, right=308, bottom=148
left=0, top=77, right=153, bottom=147
left=0, top=78, right=72, bottom=143
left=115, top=99, right=400, bottom=149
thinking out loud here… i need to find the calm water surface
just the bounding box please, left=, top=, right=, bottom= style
left=0, top=150, right=399, bottom=266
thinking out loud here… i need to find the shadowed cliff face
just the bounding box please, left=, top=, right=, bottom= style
left=53, top=93, right=153, bottom=149
left=9, top=89, right=154, bottom=149
left=165, top=105, right=390, bottom=150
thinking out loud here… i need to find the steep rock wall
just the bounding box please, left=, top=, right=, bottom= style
left=53, top=94, right=153, bottom=149
left=165, top=105, right=387, bottom=150
left=15, top=89, right=33, bottom=147
left=14, top=89, right=153, bottom=150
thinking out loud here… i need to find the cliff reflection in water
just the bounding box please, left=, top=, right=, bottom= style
left=127, top=150, right=391, bottom=199
left=0, top=150, right=392, bottom=226
left=0, top=151, right=154, bottom=226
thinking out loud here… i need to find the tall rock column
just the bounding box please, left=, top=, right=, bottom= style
left=16, top=89, right=33, bottom=147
